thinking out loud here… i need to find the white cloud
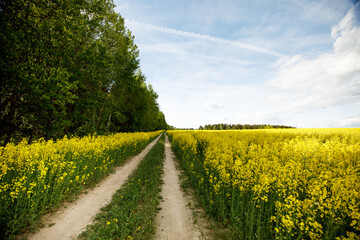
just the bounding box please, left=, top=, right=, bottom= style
left=204, top=100, right=223, bottom=109
left=337, top=117, right=360, bottom=127
left=269, top=4, right=360, bottom=112
left=331, top=5, right=358, bottom=39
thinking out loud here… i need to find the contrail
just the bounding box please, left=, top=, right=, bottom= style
left=125, top=19, right=286, bottom=58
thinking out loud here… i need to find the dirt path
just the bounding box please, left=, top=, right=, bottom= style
left=155, top=135, right=201, bottom=240
left=28, top=135, right=161, bottom=240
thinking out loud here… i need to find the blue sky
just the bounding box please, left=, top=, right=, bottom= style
left=114, top=0, right=360, bottom=128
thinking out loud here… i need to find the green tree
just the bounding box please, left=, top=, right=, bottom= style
left=1, top=0, right=167, bottom=145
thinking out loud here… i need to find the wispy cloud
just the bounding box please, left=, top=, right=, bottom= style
left=140, top=42, right=257, bottom=65
left=125, top=19, right=285, bottom=57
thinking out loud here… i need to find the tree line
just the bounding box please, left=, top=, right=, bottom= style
left=0, top=0, right=168, bottom=145
left=199, top=123, right=295, bottom=130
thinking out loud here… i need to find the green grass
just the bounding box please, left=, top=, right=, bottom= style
left=78, top=133, right=165, bottom=240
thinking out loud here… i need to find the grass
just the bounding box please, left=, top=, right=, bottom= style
left=78, top=133, right=165, bottom=240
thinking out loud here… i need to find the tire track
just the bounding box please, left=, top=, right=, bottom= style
left=155, top=135, right=201, bottom=240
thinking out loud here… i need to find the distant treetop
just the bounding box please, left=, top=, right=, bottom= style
left=198, top=124, right=295, bottom=130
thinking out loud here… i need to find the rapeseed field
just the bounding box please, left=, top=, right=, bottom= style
left=168, top=129, right=360, bottom=239
left=0, top=131, right=161, bottom=238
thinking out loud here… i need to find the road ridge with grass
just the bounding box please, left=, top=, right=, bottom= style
left=79, top=133, right=166, bottom=239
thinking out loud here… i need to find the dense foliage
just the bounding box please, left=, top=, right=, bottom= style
left=199, top=123, right=295, bottom=130
left=168, top=129, right=360, bottom=239
left=0, top=130, right=161, bottom=238
left=0, top=0, right=167, bottom=145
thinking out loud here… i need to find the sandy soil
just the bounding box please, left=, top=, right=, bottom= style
left=27, top=134, right=161, bottom=240
left=155, top=135, right=202, bottom=240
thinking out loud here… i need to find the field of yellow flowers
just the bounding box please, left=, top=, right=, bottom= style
left=168, top=129, right=360, bottom=239
left=0, top=131, right=161, bottom=238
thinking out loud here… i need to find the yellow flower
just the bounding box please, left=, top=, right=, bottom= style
left=0, top=130, right=163, bottom=236
left=167, top=128, right=360, bottom=239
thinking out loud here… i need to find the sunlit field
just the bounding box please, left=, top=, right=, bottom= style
left=0, top=131, right=161, bottom=237
left=168, top=128, right=360, bottom=239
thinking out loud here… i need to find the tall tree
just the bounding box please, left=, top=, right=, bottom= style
left=0, top=0, right=167, bottom=145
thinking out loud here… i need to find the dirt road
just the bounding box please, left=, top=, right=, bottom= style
left=28, top=135, right=161, bottom=240
left=155, top=135, right=201, bottom=240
